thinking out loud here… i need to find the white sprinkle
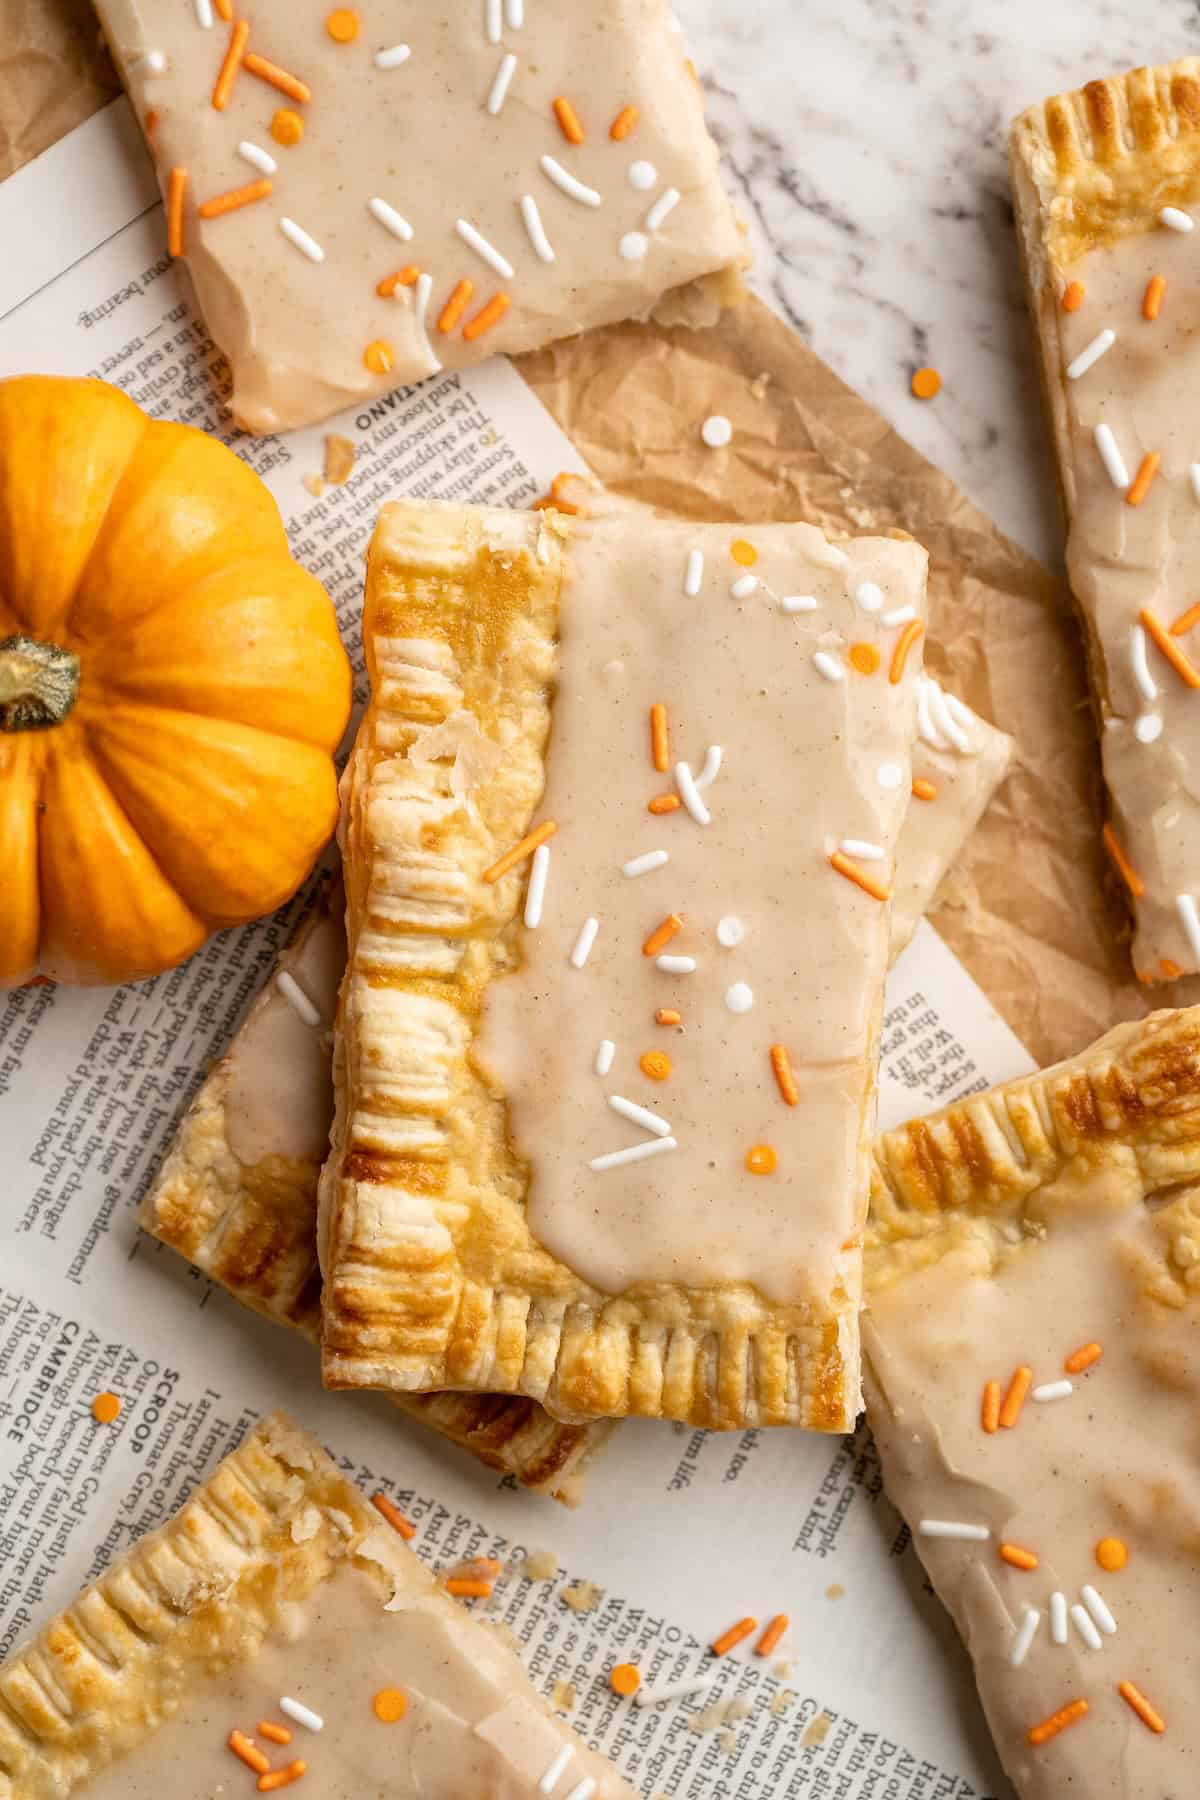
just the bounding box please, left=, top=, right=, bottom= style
left=839, top=838, right=885, bottom=862
left=1009, top=1606, right=1041, bottom=1669
left=569, top=917, right=599, bottom=968
left=413, top=272, right=442, bottom=372
left=456, top=218, right=515, bottom=279
left=1130, top=624, right=1157, bottom=702
left=855, top=581, right=884, bottom=613
left=623, top=849, right=669, bottom=878
left=279, top=1698, right=323, bottom=1733
left=374, top=43, right=412, bottom=69
left=539, top=1746, right=575, bottom=1794
left=1191, top=463, right=1200, bottom=502
left=519, top=195, right=556, bottom=264
left=194, top=0, right=213, bottom=26
left=564, top=1780, right=597, bottom=1800
left=730, top=574, right=758, bottom=599
left=237, top=141, right=278, bottom=175
left=917, top=1520, right=990, bottom=1542
left=656, top=954, right=697, bottom=974
left=275, top=970, right=320, bottom=1027
left=881, top=604, right=917, bottom=627
left=1160, top=205, right=1194, bottom=232
left=1080, top=1584, right=1117, bottom=1636
left=590, top=1136, right=677, bottom=1173
left=876, top=761, right=903, bottom=790
left=135, top=49, right=167, bottom=73
left=1032, top=1378, right=1073, bottom=1402
left=716, top=916, right=745, bottom=947
left=1070, top=1603, right=1103, bottom=1651
left=700, top=413, right=732, bottom=448
left=782, top=594, right=817, bottom=614
left=1135, top=713, right=1163, bottom=744
left=486, top=51, right=518, bottom=114
left=594, top=1039, right=615, bottom=1076
left=645, top=187, right=681, bottom=231
left=609, top=1094, right=672, bottom=1137
left=684, top=549, right=705, bottom=595
left=916, top=680, right=946, bottom=750
left=1050, top=1591, right=1069, bottom=1645
left=1094, top=423, right=1130, bottom=491
left=368, top=197, right=414, bottom=242
left=635, top=1677, right=718, bottom=1710
left=695, top=745, right=722, bottom=788
left=619, top=231, right=649, bottom=261
left=814, top=651, right=845, bottom=683
left=540, top=155, right=602, bottom=207
left=505, top=0, right=524, bottom=25
left=485, top=0, right=502, bottom=42
left=1177, top=892, right=1200, bottom=964
left=1066, top=328, right=1116, bottom=381
left=725, top=981, right=754, bottom=1014
left=675, top=761, right=711, bottom=826
left=629, top=160, right=657, bottom=191
left=280, top=218, right=325, bottom=262
left=825, top=544, right=850, bottom=567
left=922, top=678, right=970, bottom=752
left=524, top=842, right=550, bottom=927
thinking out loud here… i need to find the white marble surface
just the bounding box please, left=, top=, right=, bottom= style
left=682, top=0, right=1200, bottom=568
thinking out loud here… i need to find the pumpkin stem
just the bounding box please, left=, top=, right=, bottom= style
left=0, top=633, right=81, bottom=732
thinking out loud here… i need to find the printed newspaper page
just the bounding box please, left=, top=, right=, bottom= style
left=0, top=100, right=1029, bottom=1799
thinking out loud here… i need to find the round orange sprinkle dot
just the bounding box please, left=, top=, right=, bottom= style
left=91, top=1392, right=121, bottom=1425
left=911, top=366, right=942, bottom=401
left=730, top=538, right=758, bottom=567
left=1095, top=1536, right=1128, bottom=1572
left=609, top=1662, right=641, bottom=1697
left=745, top=1144, right=777, bottom=1176
left=326, top=7, right=360, bottom=40
left=639, top=1050, right=672, bottom=1081
left=372, top=1687, right=408, bottom=1723
left=364, top=340, right=395, bottom=375
left=848, top=641, right=881, bottom=675
left=270, top=108, right=305, bottom=147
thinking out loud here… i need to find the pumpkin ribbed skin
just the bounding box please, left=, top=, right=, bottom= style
left=0, top=376, right=351, bottom=986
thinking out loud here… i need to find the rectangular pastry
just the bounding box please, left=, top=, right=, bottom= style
left=0, top=1411, right=634, bottom=1799
left=142, top=890, right=610, bottom=1503
left=1011, top=60, right=1200, bottom=979
left=94, top=0, right=744, bottom=434
left=864, top=1005, right=1200, bottom=1800
left=319, top=499, right=930, bottom=1431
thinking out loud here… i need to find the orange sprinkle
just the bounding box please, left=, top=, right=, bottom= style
left=730, top=538, right=758, bottom=566
left=372, top=1687, right=407, bottom=1723
left=91, top=1392, right=121, bottom=1425
left=912, top=777, right=938, bottom=801
left=745, top=1144, right=777, bottom=1176
left=711, top=1617, right=758, bottom=1656
left=166, top=167, right=187, bottom=258
left=1095, top=1537, right=1128, bottom=1573
left=326, top=7, right=360, bottom=41
left=981, top=1380, right=1000, bottom=1435
left=271, top=108, right=305, bottom=146
left=377, top=265, right=420, bottom=297
left=655, top=1008, right=681, bottom=1026
left=445, top=1578, right=493, bottom=1598
left=244, top=52, right=311, bottom=104
left=258, top=1721, right=292, bottom=1746
left=211, top=18, right=250, bottom=111
left=144, top=108, right=161, bottom=134
left=999, top=1543, right=1039, bottom=1572
left=911, top=366, right=941, bottom=400
left=214, top=0, right=233, bottom=17
left=371, top=1492, right=416, bottom=1540
left=609, top=104, right=639, bottom=141
left=258, top=1764, right=306, bottom=1793
left=1126, top=452, right=1161, bottom=508
left=482, top=819, right=558, bottom=884
left=1118, top=1681, right=1165, bottom=1734
left=1142, top=274, right=1167, bottom=321
left=229, top=1731, right=270, bottom=1775
left=648, top=793, right=681, bottom=815
left=769, top=1043, right=799, bottom=1107
left=549, top=472, right=582, bottom=514
left=650, top=703, right=670, bottom=773
left=639, top=1050, right=672, bottom=1081
left=754, top=1615, right=788, bottom=1657
left=829, top=851, right=890, bottom=904
left=1064, top=1340, right=1103, bottom=1375
left=609, top=1662, right=641, bottom=1697
left=552, top=96, right=585, bottom=143
left=1061, top=280, right=1086, bottom=312
left=999, top=1364, right=1032, bottom=1429
left=643, top=913, right=683, bottom=957
left=363, top=340, right=395, bottom=375
left=1169, top=599, right=1200, bottom=636
left=889, top=618, right=925, bottom=684
left=1161, top=958, right=1183, bottom=979
left=437, top=278, right=474, bottom=334
left=463, top=292, right=511, bottom=341
left=848, top=641, right=881, bottom=675
left=1027, top=1699, right=1088, bottom=1747
left=197, top=177, right=272, bottom=219
left=1102, top=822, right=1145, bottom=899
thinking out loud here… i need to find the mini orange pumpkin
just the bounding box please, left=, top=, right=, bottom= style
left=0, top=376, right=351, bottom=986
